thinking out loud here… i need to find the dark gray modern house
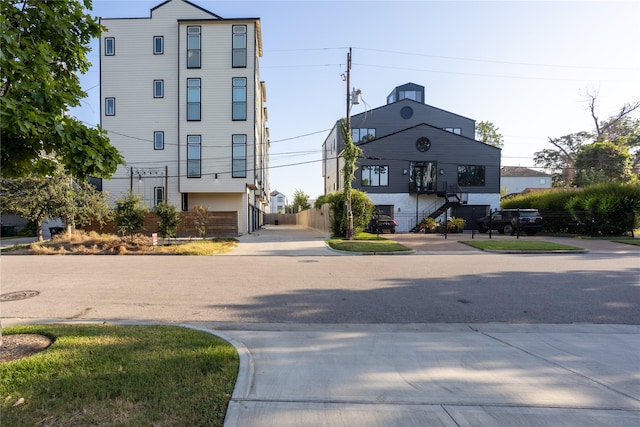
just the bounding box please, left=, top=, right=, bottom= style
left=322, top=83, right=501, bottom=232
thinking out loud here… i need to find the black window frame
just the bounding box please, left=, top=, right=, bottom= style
left=187, top=78, right=201, bottom=121
left=153, top=36, right=164, bottom=55
left=232, top=77, right=247, bottom=121
left=187, top=135, right=201, bottom=178
left=361, top=165, right=389, bottom=187
left=104, top=37, right=115, bottom=56
left=153, top=79, right=164, bottom=98
left=154, top=131, right=164, bottom=150
left=187, top=26, right=201, bottom=68
left=105, top=97, right=116, bottom=116
left=232, top=25, right=247, bottom=68
left=457, top=165, right=486, bottom=187
left=154, top=186, right=165, bottom=205
left=232, top=134, right=247, bottom=178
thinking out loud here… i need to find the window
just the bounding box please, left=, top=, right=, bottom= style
left=352, top=128, right=376, bottom=143
left=153, top=80, right=164, bottom=98
left=232, top=135, right=247, bottom=178
left=187, top=26, right=201, bottom=68
left=153, top=36, right=164, bottom=54
left=410, top=162, right=436, bottom=192
left=444, top=127, right=462, bottom=135
left=457, top=165, right=485, bottom=186
left=232, top=77, right=247, bottom=120
left=105, top=98, right=115, bottom=116
left=399, top=90, right=422, bottom=102
left=187, top=135, right=201, bottom=178
left=232, top=25, right=247, bottom=67
left=105, top=37, right=115, bottom=56
left=361, top=165, right=389, bottom=187
left=154, top=187, right=165, bottom=205
left=154, top=131, right=164, bottom=150
left=187, top=78, right=201, bottom=121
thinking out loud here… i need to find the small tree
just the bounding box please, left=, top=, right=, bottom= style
left=291, top=189, right=311, bottom=213
left=192, top=205, right=208, bottom=238
left=153, top=201, right=180, bottom=238
left=114, top=192, right=147, bottom=237
left=0, top=167, right=111, bottom=241
left=475, top=120, right=504, bottom=148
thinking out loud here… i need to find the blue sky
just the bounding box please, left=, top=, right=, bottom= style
left=71, top=0, right=640, bottom=201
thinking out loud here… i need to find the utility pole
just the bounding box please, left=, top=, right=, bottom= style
left=344, top=47, right=354, bottom=240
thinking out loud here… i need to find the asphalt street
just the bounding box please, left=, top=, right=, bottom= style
left=2, top=226, right=639, bottom=426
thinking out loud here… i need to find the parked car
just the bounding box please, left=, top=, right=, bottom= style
left=477, top=209, right=543, bottom=235
left=367, top=214, right=397, bottom=234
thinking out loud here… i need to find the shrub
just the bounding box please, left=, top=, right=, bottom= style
left=153, top=201, right=180, bottom=238
left=319, top=190, right=374, bottom=237
left=114, top=192, right=147, bottom=237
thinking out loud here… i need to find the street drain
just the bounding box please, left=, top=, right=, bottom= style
left=0, top=290, right=40, bottom=302
left=457, top=298, right=471, bottom=304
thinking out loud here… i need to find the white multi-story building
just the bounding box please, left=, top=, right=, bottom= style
left=99, top=0, right=269, bottom=235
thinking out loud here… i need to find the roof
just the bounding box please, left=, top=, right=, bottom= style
left=501, top=166, right=551, bottom=177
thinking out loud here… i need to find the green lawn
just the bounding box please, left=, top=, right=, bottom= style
left=327, top=232, right=412, bottom=253
left=611, top=239, right=640, bottom=246
left=462, top=240, right=583, bottom=251
left=1, top=324, right=238, bottom=427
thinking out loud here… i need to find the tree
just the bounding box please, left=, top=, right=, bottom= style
left=534, top=132, right=591, bottom=187
left=573, top=141, right=635, bottom=186
left=114, top=192, right=147, bottom=237
left=153, top=202, right=180, bottom=238
left=534, top=92, right=640, bottom=187
left=0, top=167, right=111, bottom=241
left=192, top=205, right=208, bottom=238
left=291, top=189, right=311, bottom=213
left=475, top=121, right=504, bottom=148
left=340, top=119, right=361, bottom=239
left=0, top=0, right=123, bottom=178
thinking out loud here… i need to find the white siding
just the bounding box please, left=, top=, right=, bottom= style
left=100, top=0, right=266, bottom=234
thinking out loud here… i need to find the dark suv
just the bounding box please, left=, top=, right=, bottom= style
left=367, top=214, right=397, bottom=234
left=477, top=209, right=543, bottom=235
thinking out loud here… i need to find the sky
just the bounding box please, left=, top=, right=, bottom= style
left=70, top=0, right=640, bottom=202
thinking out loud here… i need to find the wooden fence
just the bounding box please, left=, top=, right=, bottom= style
left=264, top=204, right=331, bottom=234
left=82, top=211, right=238, bottom=237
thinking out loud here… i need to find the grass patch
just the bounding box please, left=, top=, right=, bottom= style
left=327, top=232, right=411, bottom=253
left=463, top=240, right=583, bottom=251
left=1, top=231, right=237, bottom=255
left=611, top=239, right=640, bottom=247
left=0, top=324, right=238, bottom=427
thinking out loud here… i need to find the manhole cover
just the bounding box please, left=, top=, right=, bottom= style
left=0, top=290, right=40, bottom=302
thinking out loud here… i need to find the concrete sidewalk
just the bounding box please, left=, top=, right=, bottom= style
left=204, top=322, right=640, bottom=427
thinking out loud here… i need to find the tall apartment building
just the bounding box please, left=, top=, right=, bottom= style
left=99, top=0, right=269, bottom=235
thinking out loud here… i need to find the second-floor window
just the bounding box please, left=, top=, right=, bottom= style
left=361, top=165, right=388, bottom=187
left=232, top=25, right=247, bottom=67
left=153, top=36, right=164, bottom=54
left=187, top=78, right=201, bottom=121
left=232, top=78, right=247, bottom=120
left=105, top=37, right=115, bottom=56
left=232, top=134, right=247, bottom=177
left=187, top=135, right=201, bottom=178
left=444, top=127, right=462, bottom=135
left=187, top=26, right=201, bottom=68
left=352, top=128, right=376, bottom=143
left=154, top=131, right=164, bottom=150
left=153, top=80, right=164, bottom=98
left=458, top=165, right=485, bottom=186
left=105, top=98, right=115, bottom=116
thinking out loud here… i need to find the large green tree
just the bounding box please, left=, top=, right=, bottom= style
left=573, top=141, right=635, bottom=186
left=0, top=0, right=123, bottom=178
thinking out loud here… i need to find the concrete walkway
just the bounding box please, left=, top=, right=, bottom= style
left=211, top=323, right=640, bottom=427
